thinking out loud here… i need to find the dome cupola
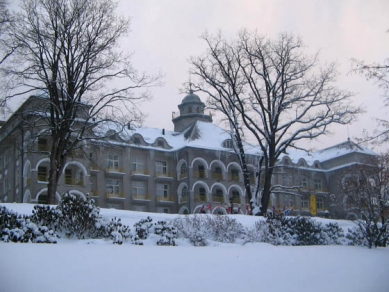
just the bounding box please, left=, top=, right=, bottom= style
left=172, top=89, right=212, bottom=132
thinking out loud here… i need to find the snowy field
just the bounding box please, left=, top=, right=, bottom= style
left=1, top=203, right=389, bottom=292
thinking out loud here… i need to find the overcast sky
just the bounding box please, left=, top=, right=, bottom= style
left=8, top=0, right=389, bottom=152
left=114, top=0, right=389, bottom=152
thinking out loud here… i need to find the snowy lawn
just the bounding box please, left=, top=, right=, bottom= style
left=1, top=203, right=389, bottom=292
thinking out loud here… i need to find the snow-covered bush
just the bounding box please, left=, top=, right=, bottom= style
left=346, top=222, right=388, bottom=248
left=205, top=215, right=244, bottom=243
left=153, top=220, right=178, bottom=246
left=133, top=216, right=153, bottom=240
left=0, top=206, right=58, bottom=243
left=321, top=222, right=346, bottom=245
left=265, top=216, right=346, bottom=246
left=57, top=193, right=100, bottom=239
left=30, top=205, right=61, bottom=231
left=172, top=215, right=209, bottom=246
left=243, top=220, right=269, bottom=244
left=266, top=216, right=296, bottom=245
left=172, top=215, right=244, bottom=245
left=346, top=226, right=369, bottom=247
left=103, top=217, right=132, bottom=245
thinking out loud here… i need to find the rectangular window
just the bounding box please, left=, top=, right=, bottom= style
left=38, top=166, right=47, bottom=181
left=107, top=155, right=119, bottom=171
left=65, top=169, right=72, bottom=185
left=132, top=181, right=146, bottom=199
left=300, top=178, right=307, bottom=188
left=316, top=197, right=324, bottom=210
left=106, top=179, right=120, bottom=195
left=157, top=184, right=169, bottom=198
left=314, top=179, right=322, bottom=190
left=285, top=194, right=294, bottom=207
left=156, top=160, right=167, bottom=175
left=199, top=187, right=206, bottom=201
left=131, top=157, right=144, bottom=173
left=38, top=138, right=48, bottom=151
left=301, top=196, right=309, bottom=209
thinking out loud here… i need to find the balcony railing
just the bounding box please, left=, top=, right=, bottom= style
left=231, top=197, right=241, bottom=204
left=90, top=165, right=100, bottom=171
left=132, top=194, right=151, bottom=200
left=89, top=191, right=99, bottom=197
left=106, top=192, right=125, bottom=199
left=106, top=167, right=125, bottom=173
left=131, top=169, right=150, bottom=176
left=65, top=178, right=84, bottom=186
left=194, top=194, right=207, bottom=202
left=37, top=174, right=48, bottom=182
left=228, top=174, right=240, bottom=182
left=193, top=171, right=206, bottom=179
left=211, top=172, right=223, bottom=180
left=37, top=144, right=50, bottom=151
left=155, top=172, right=173, bottom=178
left=212, top=195, right=224, bottom=203
left=157, top=195, right=174, bottom=202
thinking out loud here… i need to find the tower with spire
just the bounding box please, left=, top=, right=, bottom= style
left=172, top=88, right=212, bottom=132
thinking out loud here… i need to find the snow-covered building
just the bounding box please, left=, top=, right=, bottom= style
left=0, top=90, right=377, bottom=218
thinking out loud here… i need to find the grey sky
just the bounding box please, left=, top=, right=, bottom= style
left=118, top=0, right=389, bottom=152
left=8, top=0, right=389, bottom=152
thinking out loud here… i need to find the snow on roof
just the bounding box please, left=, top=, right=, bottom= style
left=282, top=139, right=377, bottom=165
left=95, top=119, right=376, bottom=164
left=94, top=120, right=261, bottom=155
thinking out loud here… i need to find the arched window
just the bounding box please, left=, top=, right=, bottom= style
left=180, top=163, right=187, bottom=178
left=182, top=186, right=188, bottom=203
left=188, top=106, right=192, bottom=113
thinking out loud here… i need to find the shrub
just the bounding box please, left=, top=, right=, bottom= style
left=56, top=193, right=101, bottom=239
left=0, top=206, right=58, bottom=243
left=205, top=215, right=244, bottom=243
left=321, top=222, right=346, bottom=245
left=153, top=221, right=178, bottom=246
left=30, top=205, right=61, bottom=231
left=346, top=226, right=369, bottom=247
left=171, top=215, right=209, bottom=246
left=133, top=216, right=153, bottom=240
left=104, top=217, right=132, bottom=245
left=243, top=220, right=269, bottom=243
left=347, top=221, right=388, bottom=248
left=265, top=216, right=344, bottom=246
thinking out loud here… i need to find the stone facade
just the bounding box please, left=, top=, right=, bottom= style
left=0, top=91, right=377, bottom=217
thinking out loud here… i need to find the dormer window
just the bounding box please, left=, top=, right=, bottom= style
left=134, top=137, right=140, bottom=144
left=157, top=140, right=164, bottom=147
left=222, top=139, right=234, bottom=149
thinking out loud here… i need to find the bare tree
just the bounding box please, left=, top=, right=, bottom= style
left=0, top=0, right=14, bottom=63
left=351, top=34, right=389, bottom=145
left=340, top=154, right=389, bottom=248
left=190, top=31, right=360, bottom=215
left=2, top=0, right=159, bottom=204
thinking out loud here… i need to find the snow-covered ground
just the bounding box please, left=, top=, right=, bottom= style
left=1, top=203, right=389, bottom=292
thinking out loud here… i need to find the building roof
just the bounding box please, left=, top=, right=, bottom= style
left=282, top=139, right=377, bottom=166
left=181, top=90, right=202, bottom=104
left=94, top=120, right=261, bottom=156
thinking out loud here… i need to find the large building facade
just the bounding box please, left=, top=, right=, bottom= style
left=0, top=90, right=377, bottom=218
